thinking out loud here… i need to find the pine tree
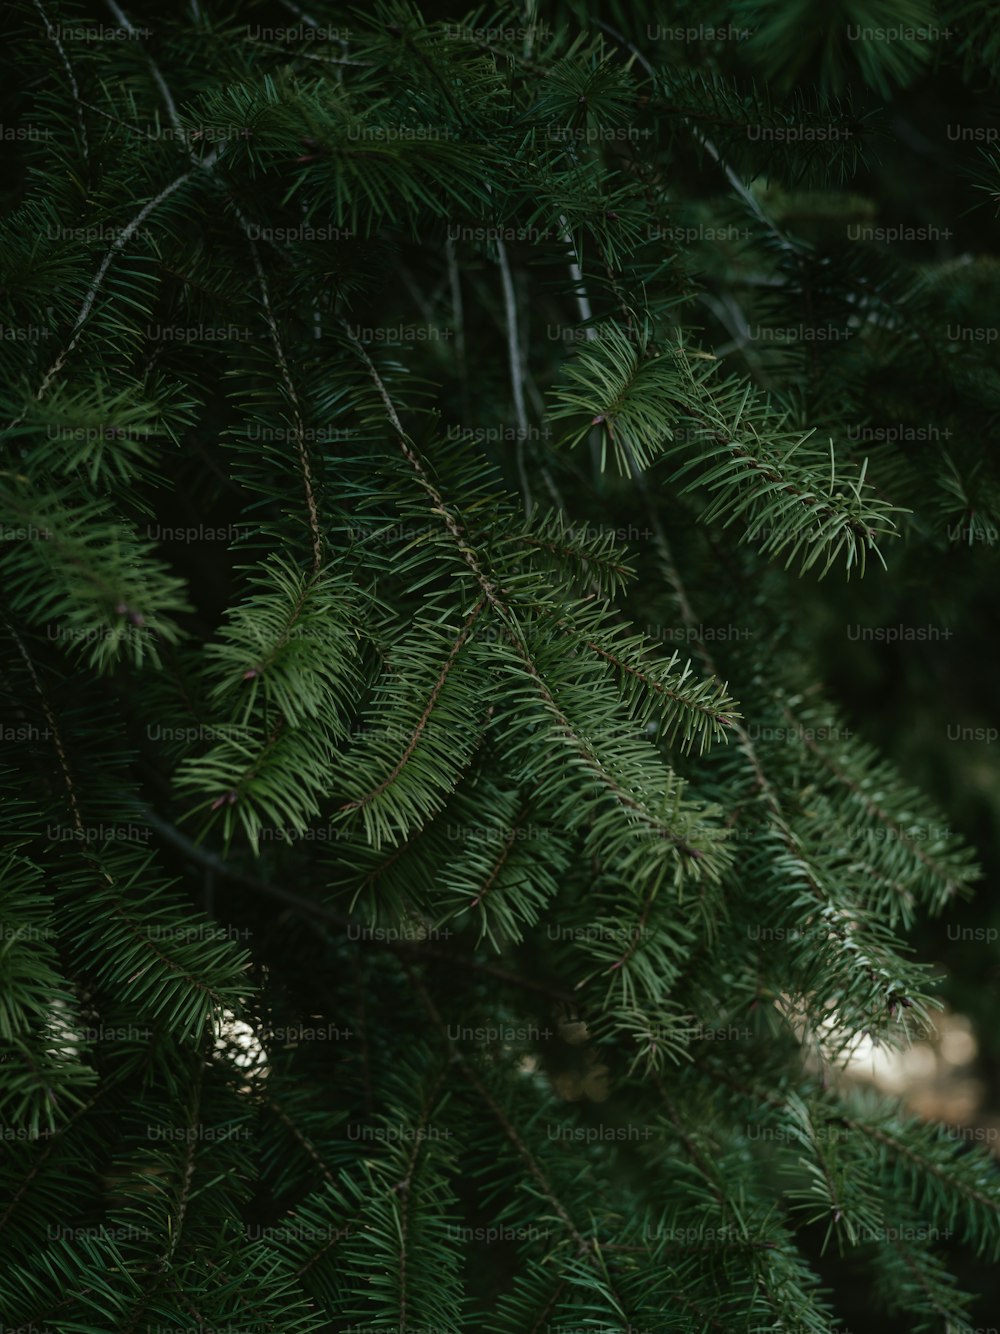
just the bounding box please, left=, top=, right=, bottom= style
left=2, top=1, right=999, bottom=1330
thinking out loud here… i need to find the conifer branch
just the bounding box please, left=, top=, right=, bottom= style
left=25, top=167, right=199, bottom=413
left=526, top=1277, right=571, bottom=1334
left=103, top=0, right=187, bottom=147
left=31, top=0, right=88, bottom=165
left=504, top=629, right=705, bottom=859
left=0, top=1086, right=109, bottom=1236
left=791, top=718, right=968, bottom=899
left=580, top=635, right=736, bottom=729
left=294, top=1220, right=355, bottom=1279
left=339, top=600, right=485, bottom=813
left=143, top=808, right=574, bottom=1001
left=83, top=3, right=324, bottom=581
left=394, top=1065, right=448, bottom=1333
left=468, top=803, right=531, bottom=910
left=239, top=225, right=324, bottom=575
left=8, top=625, right=87, bottom=843
left=402, top=964, right=600, bottom=1264
left=339, top=320, right=507, bottom=612
left=265, top=1095, right=338, bottom=1187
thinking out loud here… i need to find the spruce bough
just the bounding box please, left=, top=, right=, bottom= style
left=1, top=2, right=998, bottom=1330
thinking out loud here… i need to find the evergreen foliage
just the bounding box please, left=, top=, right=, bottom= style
left=1, top=1, right=999, bottom=1330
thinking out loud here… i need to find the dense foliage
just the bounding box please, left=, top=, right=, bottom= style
left=3, top=1, right=1000, bottom=1330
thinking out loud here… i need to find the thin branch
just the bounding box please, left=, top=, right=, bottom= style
left=402, top=964, right=595, bottom=1258
left=244, top=38, right=371, bottom=66
left=395, top=1065, right=448, bottom=1332
left=104, top=0, right=187, bottom=144
left=24, top=166, right=202, bottom=415
left=790, top=714, right=966, bottom=898
left=504, top=630, right=705, bottom=859
left=445, top=232, right=469, bottom=420
left=339, top=600, right=486, bottom=812
left=93, top=2, right=325, bottom=578
left=496, top=236, right=533, bottom=518
left=591, top=16, right=805, bottom=262
left=266, top=1094, right=338, bottom=1186
left=338, top=319, right=507, bottom=612
left=142, top=808, right=574, bottom=1002
left=32, top=0, right=89, bottom=164
left=7, top=624, right=115, bottom=887
left=276, top=0, right=320, bottom=23
left=0, top=1086, right=110, bottom=1235
left=469, top=803, right=531, bottom=909
left=558, top=214, right=605, bottom=482
left=580, top=635, right=736, bottom=727
left=236, top=214, right=325, bottom=574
